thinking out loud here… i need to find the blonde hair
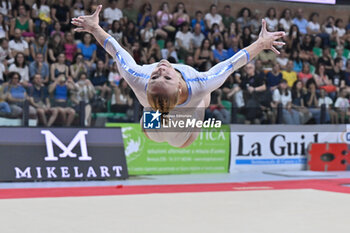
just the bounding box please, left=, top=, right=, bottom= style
left=147, top=89, right=179, bottom=121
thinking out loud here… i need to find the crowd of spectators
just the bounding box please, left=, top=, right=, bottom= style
left=0, top=0, right=350, bottom=126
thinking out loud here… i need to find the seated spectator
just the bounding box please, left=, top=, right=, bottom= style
left=192, top=23, right=205, bottom=49
left=63, top=32, right=77, bottom=65
left=240, top=26, right=253, bottom=48
left=10, top=4, right=34, bottom=41
left=175, top=22, right=193, bottom=60
left=314, top=64, right=336, bottom=99
left=12, top=1, right=30, bottom=18
left=336, top=18, right=346, bottom=44
left=317, top=47, right=334, bottom=75
left=51, top=0, right=70, bottom=31
left=208, top=23, right=223, bottom=46
left=0, top=13, right=8, bottom=40
left=50, top=21, right=64, bottom=37
left=0, top=57, right=7, bottom=84
left=103, top=0, right=123, bottom=25
left=285, top=24, right=301, bottom=54
left=224, top=22, right=239, bottom=48
left=30, top=34, right=48, bottom=62
left=323, top=16, right=337, bottom=47
left=9, top=28, right=29, bottom=57
left=50, top=52, right=69, bottom=82
left=240, top=63, right=266, bottom=124
left=265, top=7, right=278, bottom=32
left=194, top=39, right=214, bottom=72
left=9, top=52, right=30, bottom=87
left=140, top=21, right=167, bottom=46
left=328, top=57, right=345, bottom=90
left=122, top=0, right=138, bottom=24
left=293, top=8, right=308, bottom=35
left=131, top=41, right=147, bottom=65
left=108, top=20, right=123, bottom=43
left=279, top=8, right=293, bottom=33
left=108, top=62, right=121, bottom=88
left=74, top=72, right=95, bottom=126
left=185, top=55, right=194, bottom=67
left=0, top=38, right=14, bottom=65
left=71, top=0, right=85, bottom=18
left=48, top=74, right=76, bottom=126
left=290, top=50, right=302, bottom=73
left=137, top=2, right=154, bottom=29
left=304, top=79, right=321, bottom=124
left=161, top=40, right=178, bottom=62
left=213, top=41, right=229, bottom=64
left=48, top=32, right=64, bottom=63
left=156, top=2, right=174, bottom=37
left=334, top=87, right=350, bottom=123
left=29, top=53, right=49, bottom=84
left=236, top=7, right=252, bottom=31
left=122, top=21, right=139, bottom=50
left=111, top=78, right=133, bottom=117
left=191, top=11, right=206, bottom=34
left=0, top=82, right=11, bottom=116
left=298, top=62, right=313, bottom=85
left=344, top=60, right=350, bottom=90
left=4, top=72, right=36, bottom=118
left=90, top=60, right=111, bottom=100
left=205, top=89, right=230, bottom=124
left=292, top=80, right=312, bottom=124
left=145, top=37, right=161, bottom=62
left=299, top=34, right=315, bottom=64
left=307, top=12, right=321, bottom=36
left=273, top=79, right=300, bottom=124
left=0, top=1, right=12, bottom=20
left=29, top=74, right=58, bottom=126
left=77, top=33, right=97, bottom=68
left=221, top=5, right=234, bottom=31
left=276, top=48, right=288, bottom=69
left=204, top=4, right=224, bottom=32
left=282, top=60, right=297, bottom=87
left=266, top=63, right=282, bottom=91
left=318, top=88, right=337, bottom=124
left=70, top=53, right=88, bottom=81
left=227, top=37, right=240, bottom=57
left=172, top=2, right=190, bottom=29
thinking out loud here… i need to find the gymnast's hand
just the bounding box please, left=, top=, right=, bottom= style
left=258, top=19, right=285, bottom=55
left=71, top=5, right=102, bottom=33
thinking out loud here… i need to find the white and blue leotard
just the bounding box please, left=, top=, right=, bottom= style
left=104, top=36, right=249, bottom=147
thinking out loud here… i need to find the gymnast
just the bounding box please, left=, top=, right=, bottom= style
left=71, top=5, right=285, bottom=148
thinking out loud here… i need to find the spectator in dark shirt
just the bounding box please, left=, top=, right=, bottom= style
left=29, top=74, right=58, bottom=126
left=90, top=60, right=111, bottom=100
left=51, top=0, right=70, bottom=31
left=266, top=63, right=282, bottom=91
left=328, top=57, right=345, bottom=90
left=304, top=79, right=322, bottom=123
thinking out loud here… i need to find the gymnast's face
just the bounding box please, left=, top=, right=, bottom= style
left=148, top=60, right=181, bottom=95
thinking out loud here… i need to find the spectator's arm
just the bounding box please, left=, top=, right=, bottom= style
left=51, top=8, right=59, bottom=22
left=48, top=49, right=56, bottom=63
left=9, top=18, right=15, bottom=37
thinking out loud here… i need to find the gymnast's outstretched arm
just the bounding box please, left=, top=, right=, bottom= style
left=71, top=5, right=148, bottom=100
left=196, top=19, right=285, bottom=95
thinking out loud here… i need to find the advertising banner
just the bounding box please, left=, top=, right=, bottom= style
left=230, top=124, right=348, bottom=172
left=106, top=123, right=230, bottom=175
left=0, top=127, right=128, bottom=181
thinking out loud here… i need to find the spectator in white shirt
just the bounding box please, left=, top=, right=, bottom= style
left=9, top=29, right=29, bottom=57
left=192, top=23, right=205, bottom=49
left=175, top=22, right=193, bottom=60
left=307, top=13, right=321, bottom=36
left=103, top=0, right=123, bottom=25
left=204, top=4, right=224, bottom=32
left=9, top=52, right=30, bottom=87
left=265, top=7, right=278, bottom=32
left=161, top=40, right=178, bottom=62
left=334, top=87, right=350, bottom=123
left=279, top=8, right=293, bottom=33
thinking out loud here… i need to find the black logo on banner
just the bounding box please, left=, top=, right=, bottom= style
left=0, top=128, right=128, bottom=181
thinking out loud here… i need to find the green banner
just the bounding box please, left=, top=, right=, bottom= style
left=106, top=123, right=230, bottom=175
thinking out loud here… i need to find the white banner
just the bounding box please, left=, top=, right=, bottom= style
left=230, top=125, right=350, bottom=172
